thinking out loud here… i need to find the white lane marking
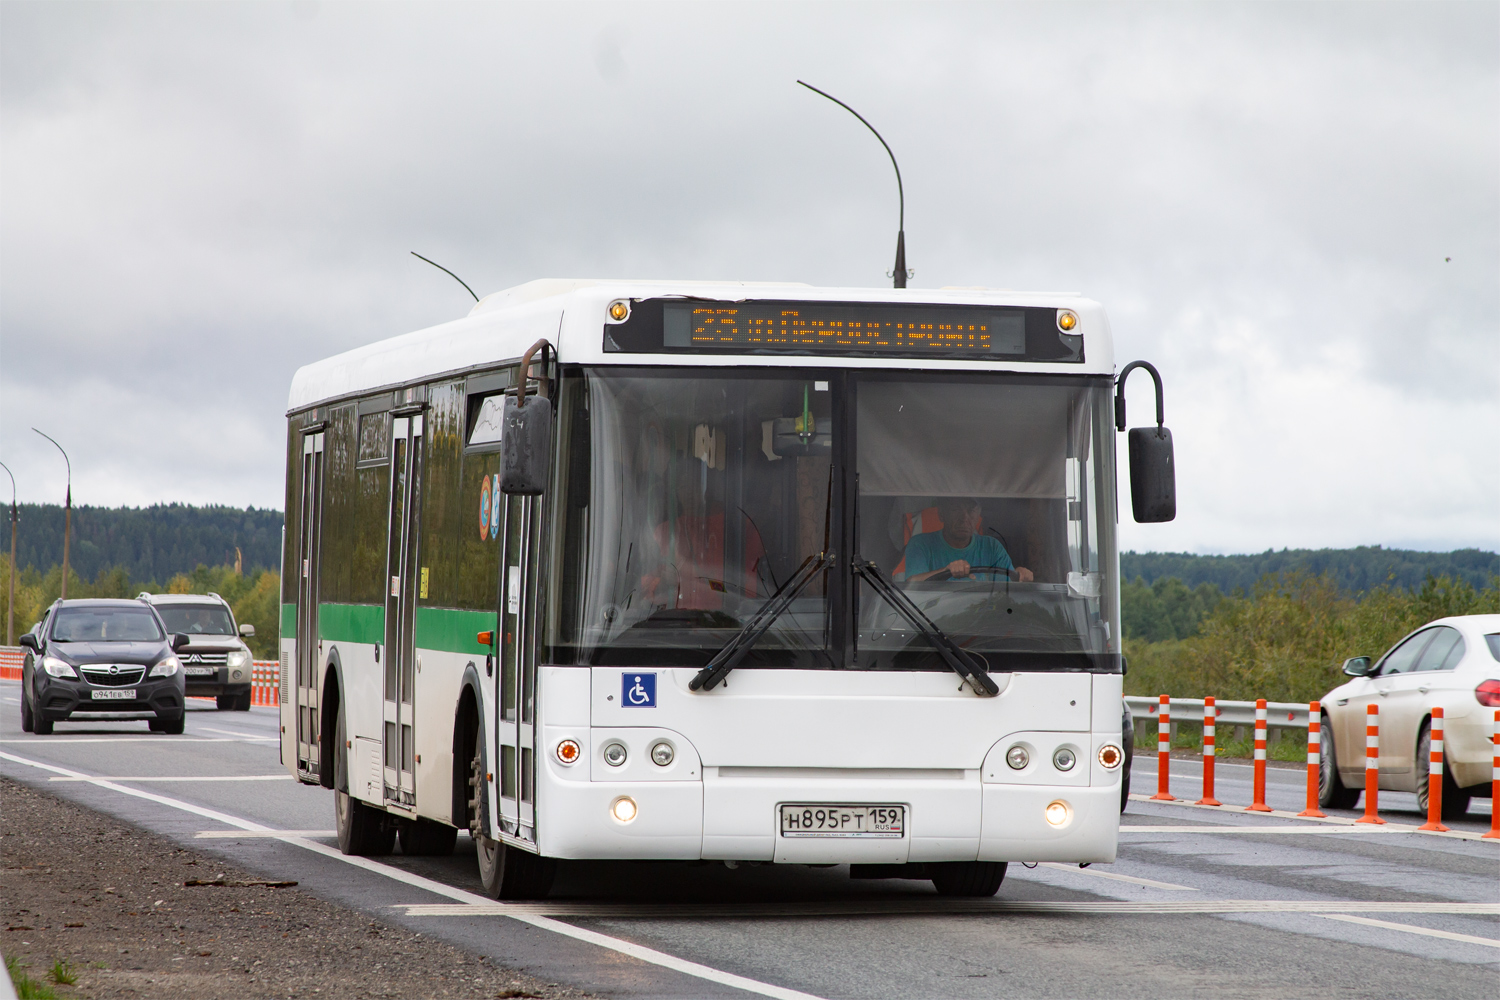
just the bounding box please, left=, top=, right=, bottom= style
left=196, top=830, right=336, bottom=839
left=1129, top=794, right=1356, bottom=823
left=1316, top=913, right=1500, bottom=949
left=49, top=775, right=292, bottom=783
left=196, top=726, right=278, bottom=740
left=397, top=900, right=1500, bottom=918
left=1121, top=823, right=1499, bottom=842
left=2, top=697, right=18, bottom=704
left=1035, top=862, right=1196, bottom=891
left=0, top=749, right=826, bottom=1000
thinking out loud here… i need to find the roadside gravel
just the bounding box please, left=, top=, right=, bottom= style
left=1, top=777, right=588, bottom=999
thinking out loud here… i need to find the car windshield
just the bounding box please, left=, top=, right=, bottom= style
left=546, top=368, right=1118, bottom=672
left=51, top=607, right=164, bottom=642
left=155, top=605, right=236, bottom=636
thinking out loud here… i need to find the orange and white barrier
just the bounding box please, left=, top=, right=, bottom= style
left=251, top=660, right=280, bottom=707
left=1357, top=703, right=1385, bottom=825
left=0, top=645, right=22, bottom=681
left=1151, top=694, right=1175, bottom=801
left=1418, top=707, right=1448, bottom=832
left=1247, top=698, right=1272, bottom=812
left=1299, top=701, right=1326, bottom=818
left=1196, top=696, right=1221, bottom=806
left=1484, top=709, right=1500, bottom=841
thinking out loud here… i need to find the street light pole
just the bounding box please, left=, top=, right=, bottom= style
left=0, top=461, right=15, bottom=645
left=32, top=429, right=71, bottom=602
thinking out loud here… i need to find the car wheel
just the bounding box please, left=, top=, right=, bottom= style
left=930, top=861, right=1007, bottom=897
left=161, top=715, right=185, bottom=735
left=33, top=715, right=54, bottom=736
left=20, top=684, right=33, bottom=733
left=1318, top=713, right=1360, bottom=810
left=1414, top=722, right=1471, bottom=820
left=216, top=695, right=236, bottom=711
left=235, top=691, right=252, bottom=711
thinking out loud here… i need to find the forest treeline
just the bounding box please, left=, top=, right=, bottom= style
left=2, top=504, right=281, bottom=585
left=0, top=557, right=280, bottom=660
left=1121, top=546, right=1498, bottom=595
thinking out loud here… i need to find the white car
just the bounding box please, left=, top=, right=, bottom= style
left=1320, top=614, right=1500, bottom=818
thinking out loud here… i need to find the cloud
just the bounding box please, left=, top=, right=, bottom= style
left=1, top=1, right=1495, bottom=553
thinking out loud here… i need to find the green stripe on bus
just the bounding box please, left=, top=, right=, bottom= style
left=318, top=603, right=385, bottom=645
left=414, top=606, right=494, bottom=656
left=281, top=603, right=295, bottom=639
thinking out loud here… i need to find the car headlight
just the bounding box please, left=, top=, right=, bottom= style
left=42, top=655, right=78, bottom=679
left=227, top=650, right=250, bottom=670
left=149, top=656, right=181, bottom=678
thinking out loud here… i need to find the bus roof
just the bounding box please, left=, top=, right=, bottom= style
left=287, top=278, right=1113, bottom=413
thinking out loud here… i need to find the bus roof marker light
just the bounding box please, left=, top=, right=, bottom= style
left=607, top=300, right=630, bottom=322
left=1057, top=309, right=1078, bottom=332
left=1045, top=800, right=1073, bottom=828
left=610, top=796, right=638, bottom=824
left=556, top=740, right=581, bottom=764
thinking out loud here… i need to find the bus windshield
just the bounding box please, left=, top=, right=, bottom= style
left=548, top=368, right=1118, bottom=672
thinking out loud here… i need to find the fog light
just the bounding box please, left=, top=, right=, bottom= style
left=650, top=741, right=674, bottom=766
left=1098, top=744, right=1123, bottom=769
left=1006, top=745, right=1030, bottom=770
left=1056, top=309, right=1078, bottom=332
left=1053, top=747, right=1076, bottom=771
left=610, top=796, right=638, bottom=823
left=232, top=670, right=244, bottom=680
left=1044, top=800, right=1072, bottom=827
left=556, top=739, right=581, bottom=764
left=603, top=742, right=627, bottom=767
left=608, top=300, right=630, bottom=322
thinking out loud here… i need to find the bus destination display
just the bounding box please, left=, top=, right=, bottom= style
left=662, top=302, right=1026, bottom=356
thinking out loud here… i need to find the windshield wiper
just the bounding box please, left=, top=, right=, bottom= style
left=689, top=551, right=832, bottom=693
left=852, top=557, right=999, bottom=697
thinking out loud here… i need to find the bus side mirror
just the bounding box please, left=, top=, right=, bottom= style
left=501, top=394, right=552, bottom=495
left=1128, top=427, right=1175, bottom=523
left=1116, top=360, right=1176, bottom=523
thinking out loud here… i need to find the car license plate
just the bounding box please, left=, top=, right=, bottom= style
left=91, top=688, right=136, bottom=701
left=779, top=804, right=905, bottom=838
left=184, top=666, right=216, bottom=676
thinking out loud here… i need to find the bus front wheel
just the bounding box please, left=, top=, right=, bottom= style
left=469, top=754, right=556, bottom=899
left=930, top=861, right=1007, bottom=897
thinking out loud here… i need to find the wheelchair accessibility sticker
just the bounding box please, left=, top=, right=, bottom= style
left=623, top=672, right=656, bottom=708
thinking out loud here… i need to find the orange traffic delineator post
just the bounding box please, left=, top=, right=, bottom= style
left=1483, top=709, right=1500, bottom=840
left=1298, top=700, right=1326, bottom=818
left=1246, top=698, right=1273, bottom=812
left=1356, top=703, right=1386, bottom=824
left=1418, top=707, right=1449, bottom=832
left=1151, top=694, right=1175, bottom=800
left=1197, top=696, right=1221, bottom=806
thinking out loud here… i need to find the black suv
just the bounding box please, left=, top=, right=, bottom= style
left=19, top=598, right=189, bottom=735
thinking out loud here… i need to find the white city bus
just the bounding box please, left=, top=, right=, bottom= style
left=280, top=279, right=1174, bottom=899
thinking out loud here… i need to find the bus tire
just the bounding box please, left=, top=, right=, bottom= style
left=335, top=709, right=395, bottom=856
left=929, top=861, right=1007, bottom=897
left=400, top=818, right=457, bottom=856
left=1318, top=713, right=1360, bottom=810
left=470, top=753, right=556, bottom=899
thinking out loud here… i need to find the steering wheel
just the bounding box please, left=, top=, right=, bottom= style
left=930, top=566, right=1015, bottom=581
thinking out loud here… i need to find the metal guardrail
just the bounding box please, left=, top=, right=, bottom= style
left=1126, top=695, right=1310, bottom=745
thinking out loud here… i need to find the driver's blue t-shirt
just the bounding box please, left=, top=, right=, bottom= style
left=902, top=532, right=1014, bottom=579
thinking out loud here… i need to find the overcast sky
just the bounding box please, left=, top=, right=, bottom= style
left=2, top=1, right=1496, bottom=556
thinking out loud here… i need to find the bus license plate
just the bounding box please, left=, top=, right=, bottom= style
left=779, top=804, right=904, bottom=838
left=91, top=688, right=136, bottom=700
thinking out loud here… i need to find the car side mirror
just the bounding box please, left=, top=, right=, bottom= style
left=172, top=632, right=191, bottom=652
left=1116, top=361, right=1176, bottom=523
left=238, top=623, right=256, bottom=638
left=1342, top=656, right=1373, bottom=677
left=18, top=633, right=39, bottom=651
left=500, top=339, right=554, bottom=496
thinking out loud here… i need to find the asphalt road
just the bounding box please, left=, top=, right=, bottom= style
left=3, top=681, right=1497, bottom=1000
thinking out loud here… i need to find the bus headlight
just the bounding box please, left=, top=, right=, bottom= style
left=650, top=741, right=674, bottom=766
left=610, top=796, right=638, bottom=823
left=1098, top=744, right=1123, bottom=769
left=1005, top=745, right=1030, bottom=770
left=1053, top=747, right=1076, bottom=771
left=602, top=742, right=627, bottom=767
left=1044, top=800, right=1072, bottom=828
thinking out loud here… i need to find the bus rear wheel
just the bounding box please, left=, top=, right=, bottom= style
left=335, top=709, right=395, bottom=856
left=400, top=818, right=457, bottom=856
left=930, top=861, right=1007, bottom=897
left=469, top=753, right=556, bottom=899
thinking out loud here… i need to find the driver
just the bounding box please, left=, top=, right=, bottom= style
left=903, top=497, right=1034, bottom=583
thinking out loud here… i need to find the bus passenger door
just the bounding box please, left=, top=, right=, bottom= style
left=496, top=491, right=539, bottom=846
left=295, top=430, right=324, bottom=781
left=383, top=414, right=423, bottom=810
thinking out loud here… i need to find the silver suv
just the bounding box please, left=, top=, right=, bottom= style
left=138, top=592, right=256, bottom=711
